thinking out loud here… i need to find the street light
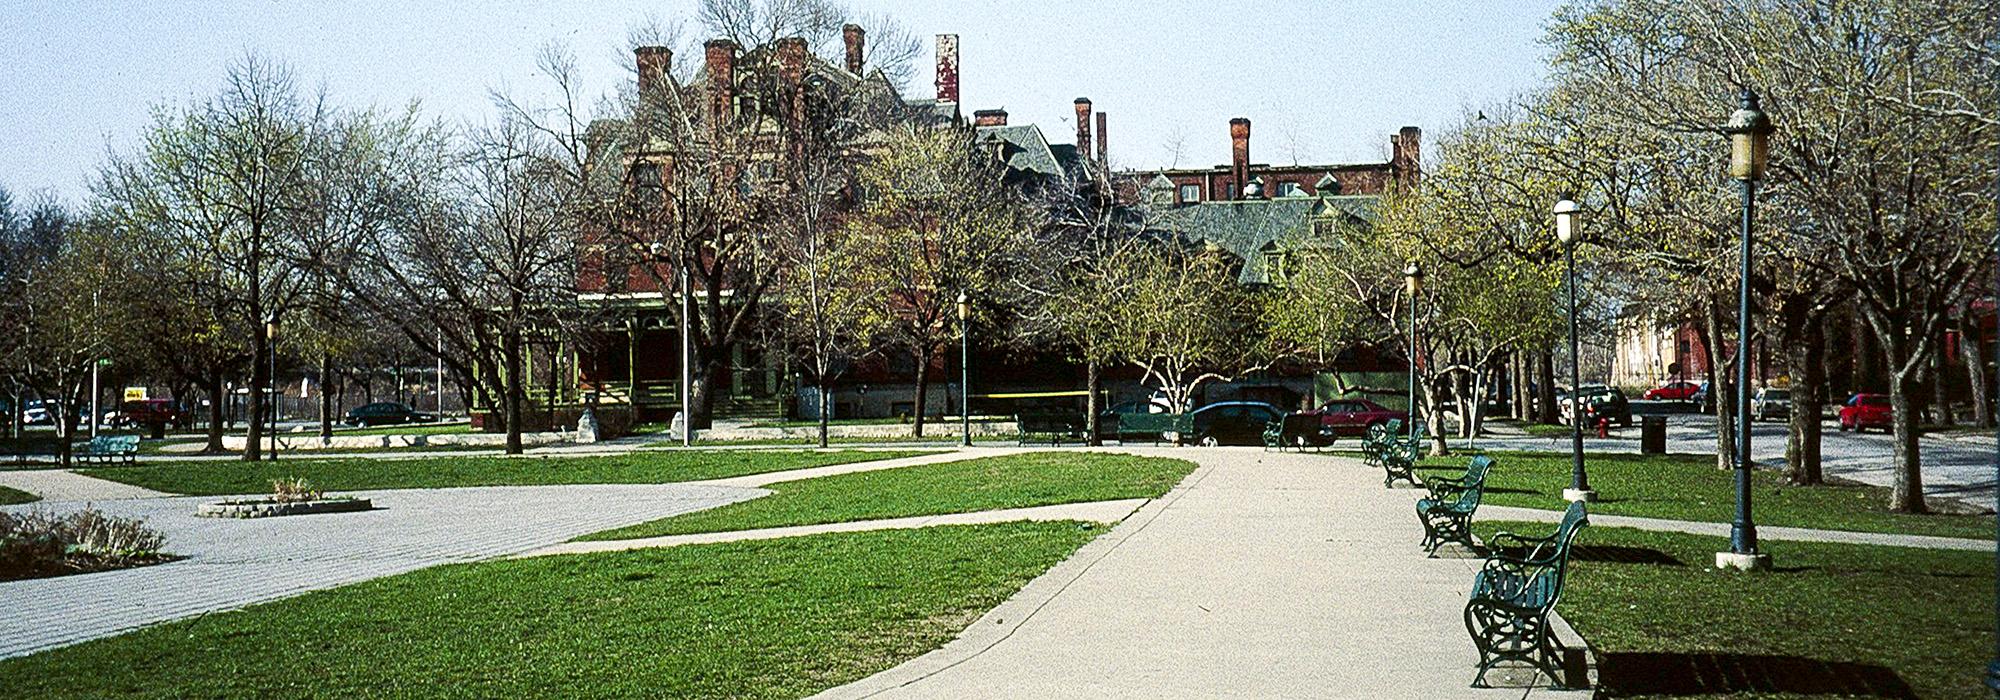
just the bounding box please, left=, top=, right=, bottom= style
left=1718, top=87, right=1774, bottom=571
left=958, top=290, right=972, bottom=448
left=1404, top=263, right=1423, bottom=441
left=1555, top=195, right=1594, bottom=503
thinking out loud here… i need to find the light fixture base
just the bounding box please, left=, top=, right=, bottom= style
left=1562, top=488, right=1598, bottom=503
left=1714, top=551, right=1772, bottom=571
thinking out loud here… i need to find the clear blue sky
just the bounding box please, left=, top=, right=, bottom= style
left=0, top=0, right=1567, bottom=203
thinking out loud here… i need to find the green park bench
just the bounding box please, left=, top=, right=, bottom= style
left=1464, top=500, right=1589, bottom=689
left=1016, top=412, right=1087, bottom=446
left=1262, top=413, right=1328, bottom=452
left=1362, top=419, right=1402, bottom=467
left=1379, top=422, right=1426, bottom=488
left=1113, top=412, right=1184, bottom=445
left=72, top=435, right=140, bottom=465
left=1, top=436, right=66, bottom=465
left=1416, top=455, right=1494, bottom=555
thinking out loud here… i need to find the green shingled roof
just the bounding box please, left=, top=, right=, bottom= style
left=1150, top=194, right=1379, bottom=284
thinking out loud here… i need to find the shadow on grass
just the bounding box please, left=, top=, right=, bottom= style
left=1597, top=652, right=1915, bottom=698
left=1471, top=544, right=1683, bottom=566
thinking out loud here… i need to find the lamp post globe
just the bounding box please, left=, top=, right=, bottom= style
left=1718, top=87, right=1774, bottom=572
left=1555, top=195, right=1594, bottom=503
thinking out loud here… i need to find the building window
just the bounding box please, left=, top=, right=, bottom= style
left=1264, top=251, right=1291, bottom=285
left=1179, top=184, right=1201, bottom=203
left=1277, top=181, right=1302, bottom=197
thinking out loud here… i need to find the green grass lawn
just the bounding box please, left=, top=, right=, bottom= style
left=0, top=522, right=1101, bottom=699
left=1416, top=450, right=1994, bottom=540
left=78, top=450, right=934, bottom=495
left=331, top=422, right=476, bottom=436
left=656, top=435, right=1018, bottom=447
left=582, top=452, right=1195, bottom=541
left=1473, top=522, right=1994, bottom=699
left=0, top=484, right=38, bottom=505
left=1519, top=422, right=1575, bottom=439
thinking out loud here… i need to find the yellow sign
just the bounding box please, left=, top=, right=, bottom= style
left=123, top=387, right=148, bottom=402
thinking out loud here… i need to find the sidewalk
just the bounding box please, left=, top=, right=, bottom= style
left=0, top=469, right=167, bottom=502
left=812, top=448, right=1581, bottom=699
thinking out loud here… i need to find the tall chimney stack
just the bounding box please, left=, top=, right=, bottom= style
left=635, top=46, right=672, bottom=105
left=973, top=109, right=1008, bottom=127
left=1391, top=126, right=1422, bottom=186
left=776, top=37, right=807, bottom=158
left=1095, top=111, right=1108, bottom=166
left=842, top=24, right=866, bottom=75
left=1073, top=98, right=1093, bottom=162
left=1230, top=118, right=1251, bottom=200
left=705, top=39, right=737, bottom=133
left=934, top=34, right=960, bottom=105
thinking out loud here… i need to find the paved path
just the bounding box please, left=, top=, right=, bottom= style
left=0, top=469, right=168, bottom=502
left=520, top=499, right=1149, bottom=558
left=812, top=447, right=1584, bottom=699
left=0, top=483, right=761, bottom=659
left=1482, top=505, right=1991, bottom=552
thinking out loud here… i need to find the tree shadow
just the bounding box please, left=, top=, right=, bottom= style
left=1473, top=544, right=1682, bottom=566
left=1596, top=652, right=1915, bottom=698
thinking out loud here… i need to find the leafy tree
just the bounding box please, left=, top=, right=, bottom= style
left=1103, top=240, right=1264, bottom=415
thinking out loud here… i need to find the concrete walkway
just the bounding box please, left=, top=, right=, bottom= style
left=1482, top=505, right=1993, bottom=552
left=520, top=499, right=1149, bottom=558
left=0, top=482, right=761, bottom=659
left=0, top=469, right=168, bottom=502
left=811, top=447, right=1584, bottom=699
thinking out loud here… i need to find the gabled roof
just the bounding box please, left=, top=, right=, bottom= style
left=975, top=124, right=1064, bottom=178
left=1150, top=194, right=1380, bottom=284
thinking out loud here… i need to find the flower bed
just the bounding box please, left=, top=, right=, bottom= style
left=194, top=497, right=373, bottom=519
left=0, top=509, right=174, bottom=581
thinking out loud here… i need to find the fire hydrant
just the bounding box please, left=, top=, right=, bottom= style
left=1595, top=416, right=1611, bottom=438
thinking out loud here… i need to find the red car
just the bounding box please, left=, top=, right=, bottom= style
left=1642, top=381, right=1701, bottom=402
left=1307, top=399, right=1408, bottom=436
left=1838, top=393, right=1892, bottom=433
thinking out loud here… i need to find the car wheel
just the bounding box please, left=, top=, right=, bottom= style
left=1199, top=435, right=1220, bottom=447
left=1838, top=421, right=1849, bottom=432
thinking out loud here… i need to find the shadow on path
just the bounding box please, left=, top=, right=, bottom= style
left=1596, top=652, right=1915, bottom=698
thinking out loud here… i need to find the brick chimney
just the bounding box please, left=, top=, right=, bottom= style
left=842, top=24, right=865, bottom=75
left=635, top=46, right=672, bottom=104
left=1230, top=118, right=1251, bottom=200
left=776, top=37, right=807, bottom=158
left=973, top=109, right=1008, bottom=127
left=934, top=34, right=959, bottom=105
left=1095, top=111, right=1108, bottom=166
left=705, top=39, right=737, bottom=133
left=1073, top=98, right=1092, bottom=161
left=1391, top=126, right=1422, bottom=186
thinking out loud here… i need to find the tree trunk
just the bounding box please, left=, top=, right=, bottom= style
left=910, top=346, right=933, bottom=438
left=1886, top=369, right=1929, bottom=513
left=1960, top=302, right=1992, bottom=428
left=1085, top=360, right=1102, bottom=447
left=318, top=354, right=335, bottom=441
left=245, top=330, right=268, bottom=461
left=817, top=383, right=830, bottom=448
left=686, top=358, right=721, bottom=430
left=1469, top=362, right=1489, bottom=438
left=1706, top=299, right=1736, bottom=471
left=1534, top=349, right=1558, bottom=424
left=1930, top=340, right=1954, bottom=427
left=503, top=326, right=525, bottom=455
left=203, top=372, right=227, bottom=453
left=1784, top=306, right=1825, bottom=485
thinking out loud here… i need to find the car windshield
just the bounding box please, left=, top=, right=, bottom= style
left=1763, top=390, right=1789, bottom=400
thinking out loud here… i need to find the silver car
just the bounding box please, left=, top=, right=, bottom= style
left=1752, top=388, right=1791, bottom=422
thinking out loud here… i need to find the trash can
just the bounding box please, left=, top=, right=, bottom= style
left=1640, top=415, right=1667, bottom=454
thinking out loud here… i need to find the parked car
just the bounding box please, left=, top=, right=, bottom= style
left=1642, top=381, right=1702, bottom=402
left=110, top=399, right=187, bottom=428
left=1837, top=393, right=1892, bottom=433
left=1558, top=385, right=1633, bottom=427
left=1751, top=388, right=1791, bottom=422
left=1304, top=398, right=1407, bottom=437
left=1096, top=400, right=1170, bottom=440
left=1180, top=401, right=1284, bottom=446
left=343, top=402, right=437, bottom=427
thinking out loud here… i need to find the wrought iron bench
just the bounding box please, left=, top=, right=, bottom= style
left=1379, top=422, right=1426, bottom=488
left=1361, top=419, right=1402, bottom=467
left=73, top=435, right=140, bottom=465
left=1015, top=412, right=1087, bottom=446
left=1416, top=455, right=1494, bottom=555
left=1, top=436, right=66, bottom=465
left=1261, top=413, right=1328, bottom=452
left=1114, top=412, right=1184, bottom=445
left=1464, top=500, right=1589, bottom=689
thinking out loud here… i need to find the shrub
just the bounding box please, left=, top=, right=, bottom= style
left=0, top=508, right=171, bottom=581
left=270, top=477, right=323, bottom=503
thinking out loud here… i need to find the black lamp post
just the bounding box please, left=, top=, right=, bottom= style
left=958, top=291, right=972, bottom=448
left=1718, top=87, right=1774, bottom=571
left=1404, top=263, right=1423, bottom=439
left=1555, top=195, right=1595, bottom=502
left=266, top=319, right=280, bottom=463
